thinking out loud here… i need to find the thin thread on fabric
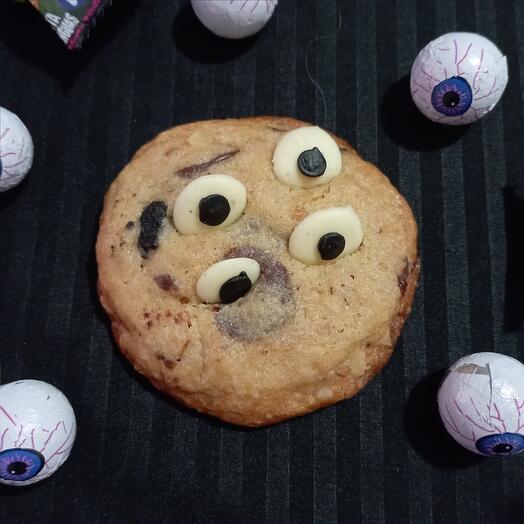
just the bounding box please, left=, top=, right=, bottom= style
left=304, top=10, right=342, bottom=127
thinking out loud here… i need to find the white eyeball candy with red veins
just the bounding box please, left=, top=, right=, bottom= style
left=437, top=353, right=524, bottom=457
left=410, top=32, right=508, bottom=125
left=0, top=107, right=34, bottom=192
left=191, top=0, right=278, bottom=39
left=0, top=380, right=77, bottom=485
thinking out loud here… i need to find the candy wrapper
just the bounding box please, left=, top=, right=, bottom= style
left=438, top=353, right=524, bottom=456
left=26, top=0, right=112, bottom=50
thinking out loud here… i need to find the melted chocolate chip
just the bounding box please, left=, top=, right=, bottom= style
left=215, top=246, right=295, bottom=340
left=199, top=194, right=230, bottom=226
left=154, top=274, right=178, bottom=291
left=219, top=271, right=252, bottom=304
left=398, top=259, right=414, bottom=296
left=125, top=221, right=135, bottom=230
left=175, top=150, right=239, bottom=179
left=224, top=246, right=289, bottom=287
left=297, top=147, right=327, bottom=177
left=138, top=201, right=167, bottom=257
left=317, top=232, right=346, bottom=260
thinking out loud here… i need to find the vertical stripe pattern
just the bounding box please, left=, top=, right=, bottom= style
left=0, top=0, right=523, bottom=522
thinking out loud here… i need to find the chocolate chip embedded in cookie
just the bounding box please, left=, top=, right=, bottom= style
left=96, top=117, right=419, bottom=427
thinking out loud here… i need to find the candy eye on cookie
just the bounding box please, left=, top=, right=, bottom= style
left=289, top=207, right=363, bottom=265
left=173, top=174, right=247, bottom=235
left=196, top=258, right=261, bottom=304
left=272, top=126, right=342, bottom=188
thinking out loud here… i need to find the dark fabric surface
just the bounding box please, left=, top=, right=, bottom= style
left=1, top=0, right=524, bottom=522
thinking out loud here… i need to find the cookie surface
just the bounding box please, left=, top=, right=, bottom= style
left=96, top=116, right=419, bottom=427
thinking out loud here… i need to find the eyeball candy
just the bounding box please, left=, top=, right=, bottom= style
left=0, top=380, right=77, bottom=485
left=410, top=32, right=508, bottom=125
left=191, top=0, right=278, bottom=39
left=437, top=353, right=524, bottom=456
left=0, top=107, right=34, bottom=192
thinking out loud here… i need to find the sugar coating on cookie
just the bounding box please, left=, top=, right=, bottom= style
left=96, top=117, right=418, bottom=427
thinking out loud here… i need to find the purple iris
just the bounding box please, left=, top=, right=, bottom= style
left=431, top=77, right=473, bottom=117
left=0, top=448, right=45, bottom=482
left=475, top=433, right=524, bottom=456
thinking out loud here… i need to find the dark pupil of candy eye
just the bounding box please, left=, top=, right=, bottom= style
left=443, top=91, right=460, bottom=107
left=493, top=443, right=513, bottom=454
left=431, top=76, right=472, bottom=117
left=219, top=271, right=252, bottom=304
left=297, top=147, right=327, bottom=177
left=199, top=194, right=231, bottom=226
left=8, top=461, right=28, bottom=476
left=317, top=232, right=346, bottom=260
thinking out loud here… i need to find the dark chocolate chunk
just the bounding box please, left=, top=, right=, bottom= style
left=398, top=258, right=416, bottom=296
left=317, top=232, right=346, bottom=260
left=125, top=221, right=135, bottom=230
left=297, top=147, right=327, bottom=177
left=199, top=194, right=230, bottom=226
left=138, top=201, right=167, bottom=257
left=175, top=150, right=239, bottom=179
left=224, top=246, right=290, bottom=287
left=215, top=246, right=295, bottom=340
left=219, top=271, right=252, bottom=304
left=154, top=274, right=178, bottom=291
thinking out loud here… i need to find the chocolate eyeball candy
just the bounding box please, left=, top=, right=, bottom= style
left=0, top=107, right=34, bottom=192
left=410, top=32, right=508, bottom=125
left=0, top=380, right=77, bottom=485
left=191, top=0, right=278, bottom=39
left=438, top=353, right=524, bottom=456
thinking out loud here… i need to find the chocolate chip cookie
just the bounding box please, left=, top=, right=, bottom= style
left=96, top=116, right=419, bottom=427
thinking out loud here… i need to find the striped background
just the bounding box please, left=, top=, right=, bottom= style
left=1, top=0, right=523, bottom=522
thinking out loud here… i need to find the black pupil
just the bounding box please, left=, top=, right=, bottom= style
left=199, top=194, right=230, bottom=226
left=297, top=147, right=327, bottom=177
left=443, top=91, right=460, bottom=108
left=317, top=232, right=346, bottom=260
left=8, top=461, right=28, bottom=475
left=493, top=443, right=513, bottom=454
left=219, top=271, right=252, bottom=304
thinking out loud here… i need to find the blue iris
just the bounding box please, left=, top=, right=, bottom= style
left=0, top=448, right=45, bottom=482
left=431, top=77, right=473, bottom=117
left=475, top=433, right=524, bottom=456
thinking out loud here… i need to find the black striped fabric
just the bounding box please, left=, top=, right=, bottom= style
left=1, top=1, right=523, bottom=522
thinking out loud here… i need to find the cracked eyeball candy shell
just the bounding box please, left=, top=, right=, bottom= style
left=96, top=117, right=419, bottom=427
left=438, top=353, right=524, bottom=456
left=191, top=0, right=278, bottom=39
left=0, top=380, right=76, bottom=485
left=410, top=32, right=508, bottom=125
left=0, top=107, right=34, bottom=192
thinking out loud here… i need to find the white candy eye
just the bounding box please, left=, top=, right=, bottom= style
left=196, top=258, right=261, bottom=304
left=272, top=126, right=342, bottom=188
left=173, top=174, right=247, bottom=235
left=289, top=207, right=363, bottom=265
